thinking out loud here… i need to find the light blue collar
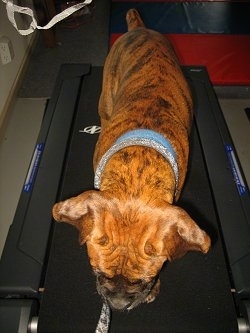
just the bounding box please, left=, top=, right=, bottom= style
left=94, top=129, right=179, bottom=196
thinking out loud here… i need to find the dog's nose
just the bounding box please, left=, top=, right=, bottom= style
left=107, top=297, right=131, bottom=311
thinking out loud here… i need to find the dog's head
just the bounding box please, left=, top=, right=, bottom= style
left=53, top=190, right=211, bottom=310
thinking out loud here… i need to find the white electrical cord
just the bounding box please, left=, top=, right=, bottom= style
left=1, top=0, right=92, bottom=35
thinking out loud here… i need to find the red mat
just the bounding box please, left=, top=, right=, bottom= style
left=110, top=33, right=250, bottom=85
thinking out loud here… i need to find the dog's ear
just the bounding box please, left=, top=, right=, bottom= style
left=162, top=206, right=211, bottom=261
left=148, top=206, right=211, bottom=261
left=52, top=190, right=102, bottom=244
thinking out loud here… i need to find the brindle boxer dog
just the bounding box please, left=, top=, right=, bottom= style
left=53, top=9, right=211, bottom=311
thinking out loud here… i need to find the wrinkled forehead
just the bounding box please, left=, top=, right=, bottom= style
left=86, top=200, right=168, bottom=279
left=88, top=239, right=161, bottom=282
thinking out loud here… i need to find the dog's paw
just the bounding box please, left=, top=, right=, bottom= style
left=144, top=279, right=160, bottom=304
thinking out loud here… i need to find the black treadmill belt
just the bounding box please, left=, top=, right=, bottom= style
left=38, top=66, right=238, bottom=332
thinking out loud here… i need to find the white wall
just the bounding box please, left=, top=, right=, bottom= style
left=0, top=1, right=36, bottom=131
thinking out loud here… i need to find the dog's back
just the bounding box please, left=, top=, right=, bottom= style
left=95, top=9, right=193, bottom=199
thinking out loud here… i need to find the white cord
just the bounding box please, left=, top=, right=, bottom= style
left=95, top=302, right=111, bottom=333
left=1, top=0, right=92, bottom=35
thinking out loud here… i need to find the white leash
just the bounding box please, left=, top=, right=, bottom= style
left=95, top=302, right=111, bottom=333
left=1, top=0, right=92, bottom=35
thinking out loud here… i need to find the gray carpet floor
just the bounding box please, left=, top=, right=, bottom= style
left=18, top=0, right=110, bottom=98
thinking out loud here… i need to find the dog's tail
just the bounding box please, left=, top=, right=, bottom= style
left=126, top=9, right=145, bottom=31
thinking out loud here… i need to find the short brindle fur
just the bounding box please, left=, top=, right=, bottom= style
left=53, top=9, right=211, bottom=311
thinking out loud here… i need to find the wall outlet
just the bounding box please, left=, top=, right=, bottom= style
left=0, top=36, right=14, bottom=65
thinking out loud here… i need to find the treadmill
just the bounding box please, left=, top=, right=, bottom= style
left=0, top=64, right=250, bottom=332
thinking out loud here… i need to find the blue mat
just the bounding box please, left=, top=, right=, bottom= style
left=111, top=2, right=250, bottom=34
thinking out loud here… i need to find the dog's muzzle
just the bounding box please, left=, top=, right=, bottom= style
left=96, top=274, right=156, bottom=311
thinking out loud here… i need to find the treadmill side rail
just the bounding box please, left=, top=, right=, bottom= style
left=185, top=66, right=250, bottom=299
left=0, top=64, right=91, bottom=298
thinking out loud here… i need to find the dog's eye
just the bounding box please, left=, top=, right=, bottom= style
left=144, top=241, right=157, bottom=256
left=97, top=235, right=109, bottom=246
